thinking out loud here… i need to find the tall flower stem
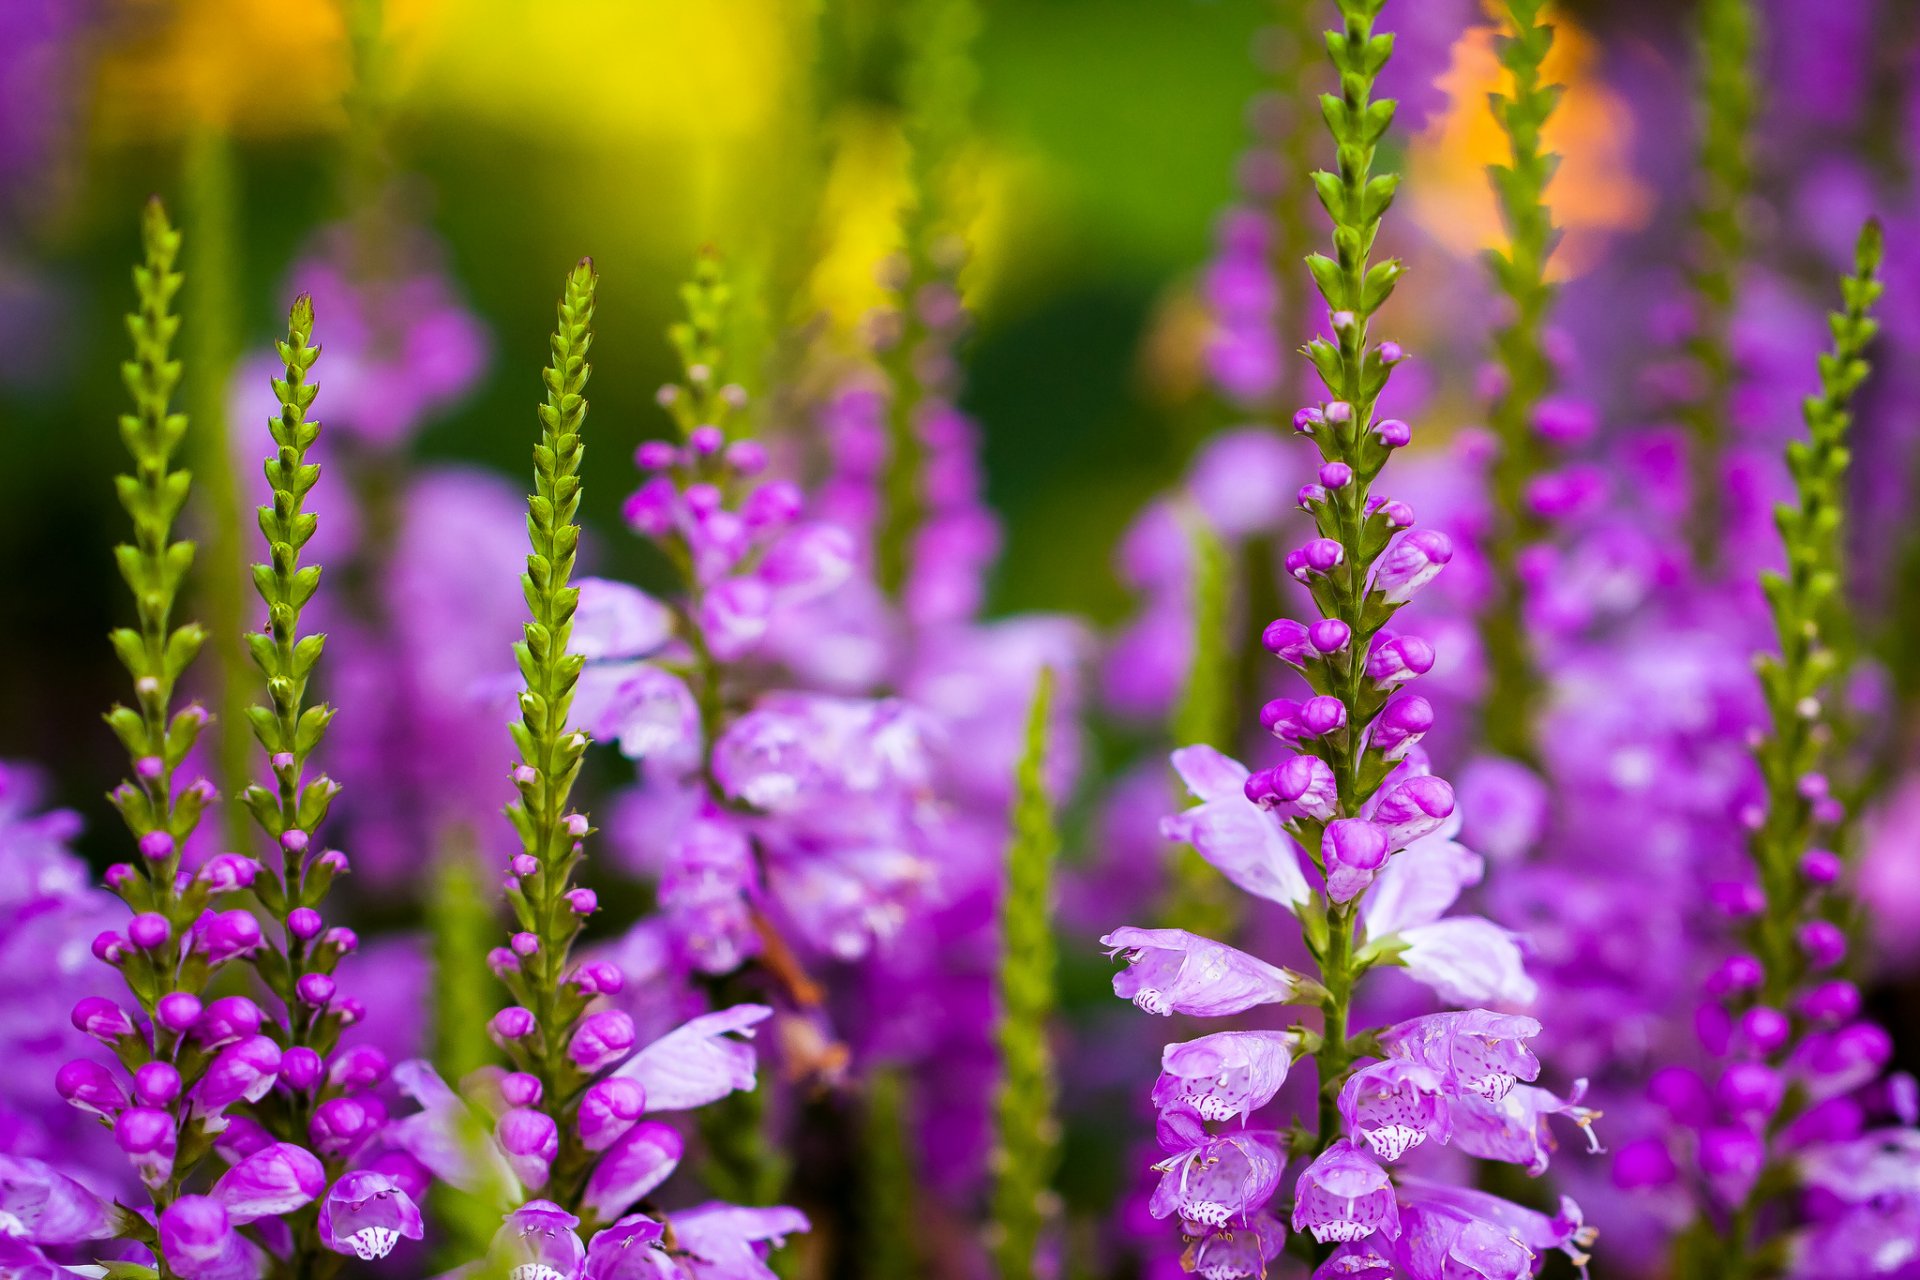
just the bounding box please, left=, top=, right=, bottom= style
left=990, top=669, right=1062, bottom=1280
left=100, top=198, right=218, bottom=1275
left=236, top=297, right=348, bottom=1276
left=1477, top=0, right=1562, bottom=765
left=1746, top=223, right=1882, bottom=1009
left=500, top=259, right=600, bottom=1192
left=1682, top=0, right=1758, bottom=573
left=1295, top=0, right=1411, bottom=1165
left=876, top=0, right=979, bottom=596
left=1684, top=222, right=1883, bottom=1277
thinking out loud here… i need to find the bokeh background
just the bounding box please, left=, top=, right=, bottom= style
left=0, top=0, right=1683, bottom=835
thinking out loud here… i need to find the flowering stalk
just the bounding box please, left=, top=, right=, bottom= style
left=95, top=197, right=219, bottom=1263
left=1293, top=0, right=1418, bottom=1150
left=989, top=669, right=1061, bottom=1280
left=1476, top=0, right=1562, bottom=765
left=1666, top=221, right=1884, bottom=1279
left=496, top=258, right=602, bottom=1201
left=1681, top=0, right=1758, bottom=572
left=230, top=298, right=424, bottom=1270
left=875, top=0, right=979, bottom=597
left=67, top=199, right=315, bottom=1280
left=1747, top=223, right=1881, bottom=1010
left=1104, top=6, right=1596, bottom=1274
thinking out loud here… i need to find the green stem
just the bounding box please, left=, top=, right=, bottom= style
left=1682, top=0, right=1759, bottom=574
left=1477, top=0, right=1561, bottom=767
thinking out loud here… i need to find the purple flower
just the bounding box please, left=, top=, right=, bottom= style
left=1188, top=1212, right=1288, bottom=1280
left=1148, top=1109, right=1286, bottom=1229
left=317, top=1170, right=424, bottom=1260
left=583, top=1214, right=670, bottom=1278
left=1100, top=927, right=1300, bottom=1017
left=210, top=1142, right=324, bottom=1220
left=583, top=1121, right=684, bottom=1223
left=669, top=1203, right=810, bottom=1280
left=489, top=1199, right=587, bottom=1280
left=1372, top=528, right=1454, bottom=604
left=1322, top=819, right=1391, bottom=903
left=158, top=1195, right=263, bottom=1280
left=1150, top=1030, right=1296, bottom=1123
left=571, top=1010, right=640, bottom=1073
left=0, top=1154, right=119, bottom=1244
left=1293, top=1140, right=1400, bottom=1244
left=1158, top=747, right=1314, bottom=911
left=1449, top=1080, right=1603, bottom=1174
left=615, top=1006, right=770, bottom=1111
left=573, top=578, right=676, bottom=660
left=1378, top=1012, right=1543, bottom=1103
left=1338, top=1060, right=1452, bottom=1162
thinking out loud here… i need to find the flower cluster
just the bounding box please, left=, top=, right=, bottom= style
left=1102, top=3, right=1599, bottom=1273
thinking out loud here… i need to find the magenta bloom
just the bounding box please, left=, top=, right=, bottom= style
left=1159, top=746, right=1314, bottom=911
left=1100, top=927, right=1300, bottom=1017
left=1150, top=1030, right=1296, bottom=1123
left=1378, top=1011, right=1543, bottom=1102
left=1292, top=1139, right=1400, bottom=1244
left=1338, top=1059, right=1452, bottom=1162
left=489, top=1199, right=586, bottom=1279
left=1148, top=1108, right=1286, bottom=1228
left=317, top=1170, right=424, bottom=1260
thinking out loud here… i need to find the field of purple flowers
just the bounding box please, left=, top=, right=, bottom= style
left=2, top=0, right=1920, bottom=1276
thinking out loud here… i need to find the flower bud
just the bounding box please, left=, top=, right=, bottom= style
left=199, top=910, right=262, bottom=963
left=56, top=1059, right=127, bottom=1117
left=72, top=997, right=133, bottom=1045
left=576, top=1078, right=647, bottom=1152
left=1365, top=633, right=1435, bottom=690
left=91, top=931, right=128, bottom=965
left=1261, top=618, right=1312, bottom=666
left=1298, top=696, right=1347, bottom=737
left=134, top=1062, right=182, bottom=1107
left=491, top=1007, right=537, bottom=1043
left=1738, top=1006, right=1790, bottom=1055
left=1799, top=920, right=1847, bottom=969
left=155, top=992, right=204, bottom=1035
left=115, top=1108, right=177, bottom=1188
left=1800, top=848, right=1843, bottom=884
left=1799, top=980, right=1861, bottom=1025
left=193, top=996, right=262, bottom=1048
left=569, top=1011, right=638, bottom=1073
left=279, top=1047, right=324, bottom=1092
left=496, top=1108, right=560, bottom=1190
left=1371, top=696, right=1433, bottom=760
left=570, top=961, right=625, bottom=997
left=328, top=1045, right=391, bottom=1092
left=198, top=854, right=257, bottom=893
left=124, top=914, right=166, bottom=953
left=310, top=1096, right=387, bottom=1159
left=1308, top=618, right=1352, bottom=653
left=501, top=1073, right=544, bottom=1108
left=1716, top=1062, right=1785, bottom=1118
